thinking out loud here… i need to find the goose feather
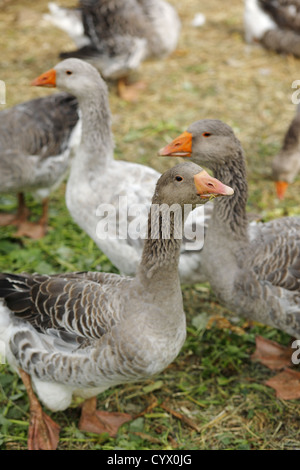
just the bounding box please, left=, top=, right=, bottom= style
left=45, top=0, right=181, bottom=80
left=32, top=58, right=213, bottom=284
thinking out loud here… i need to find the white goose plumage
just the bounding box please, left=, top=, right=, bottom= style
left=32, top=58, right=214, bottom=284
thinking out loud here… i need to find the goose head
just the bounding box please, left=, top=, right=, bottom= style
left=32, top=58, right=103, bottom=98
left=154, top=161, right=233, bottom=208
left=158, top=119, right=240, bottom=171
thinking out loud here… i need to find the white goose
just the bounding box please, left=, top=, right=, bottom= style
left=0, top=162, right=233, bottom=450
left=244, top=0, right=300, bottom=57
left=32, top=58, right=214, bottom=284
left=0, top=92, right=81, bottom=238
left=44, top=0, right=181, bottom=99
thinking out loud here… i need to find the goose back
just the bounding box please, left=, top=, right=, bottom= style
left=0, top=92, right=80, bottom=196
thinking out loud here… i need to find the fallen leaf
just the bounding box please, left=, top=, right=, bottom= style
left=251, top=336, right=292, bottom=370
left=265, top=368, right=300, bottom=400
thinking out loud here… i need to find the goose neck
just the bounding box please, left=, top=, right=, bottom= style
left=76, top=87, right=114, bottom=166
left=210, top=148, right=249, bottom=241
left=137, top=202, right=185, bottom=286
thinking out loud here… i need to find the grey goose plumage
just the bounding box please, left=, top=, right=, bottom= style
left=0, top=92, right=81, bottom=238
left=159, top=119, right=300, bottom=338
left=0, top=162, right=233, bottom=449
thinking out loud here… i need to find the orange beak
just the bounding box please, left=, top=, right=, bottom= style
left=31, top=68, right=57, bottom=88
left=194, top=169, right=234, bottom=199
left=275, top=181, right=288, bottom=200
left=158, top=131, right=192, bottom=157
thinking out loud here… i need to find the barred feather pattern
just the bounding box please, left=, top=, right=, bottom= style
left=0, top=272, right=129, bottom=337
left=0, top=260, right=185, bottom=392
left=0, top=164, right=217, bottom=394
left=213, top=154, right=300, bottom=334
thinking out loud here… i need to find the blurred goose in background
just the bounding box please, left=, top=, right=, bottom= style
left=32, top=58, right=216, bottom=284
left=244, top=0, right=300, bottom=57
left=0, top=162, right=233, bottom=450
left=0, top=93, right=81, bottom=239
left=272, top=103, right=300, bottom=199
left=44, top=2, right=89, bottom=48
left=44, top=0, right=181, bottom=100
left=159, top=119, right=300, bottom=339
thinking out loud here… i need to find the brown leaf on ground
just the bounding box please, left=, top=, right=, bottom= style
left=265, top=368, right=300, bottom=400
left=251, top=336, right=292, bottom=370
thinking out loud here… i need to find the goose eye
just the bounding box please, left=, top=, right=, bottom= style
left=66, top=70, right=73, bottom=75
left=175, top=175, right=183, bottom=182
left=202, top=132, right=211, bottom=137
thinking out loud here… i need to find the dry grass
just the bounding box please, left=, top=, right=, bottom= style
left=1, top=0, right=300, bottom=451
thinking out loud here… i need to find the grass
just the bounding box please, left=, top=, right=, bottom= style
left=1, top=0, right=300, bottom=450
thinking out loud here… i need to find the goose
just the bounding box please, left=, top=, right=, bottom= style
left=0, top=92, right=81, bottom=239
left=32, top=58, right=215, bottom=284
left=272, top=103, right=300, bottom=199
left=0, top=162, right=234, bottom=450
left=44, top=2, right=90, bottom=49
left=159, top=119, right=300, bottom=338
left=44, top=0, right=181, bottom=100
left=244, top=0, right=300, bottom=57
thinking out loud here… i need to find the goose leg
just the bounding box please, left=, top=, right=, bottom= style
left=79, top=396, right=132, bottom=437
left=0, top=193, right=30, bottom=227
left=117, top=77, right=147, bottom=102
left=14, top=198, right=49, bottom=239
left=19, top=369, right=60, bottom=450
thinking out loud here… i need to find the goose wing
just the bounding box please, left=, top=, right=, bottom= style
left=0, top=93, right=79, bottom=160
left=0, top=271, right=129, bottom=340
left=249, top=217, right=300, bottom=291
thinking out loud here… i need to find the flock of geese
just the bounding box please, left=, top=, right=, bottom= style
left=1, top=0, right=300, bottom=450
